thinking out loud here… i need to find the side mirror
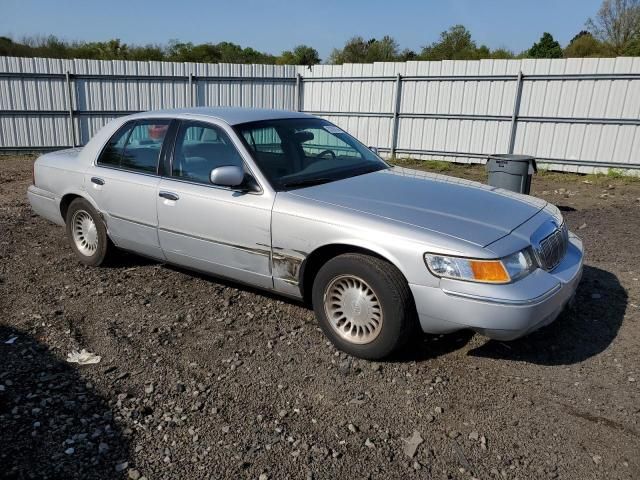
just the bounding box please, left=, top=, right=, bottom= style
left=369, top=146, right=379, bottom=155
left=210, top=165, right=245, bottom=188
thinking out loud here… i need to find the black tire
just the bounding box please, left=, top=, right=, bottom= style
left=65, top=198, right=112, bottom=267
left=312, top=253, right=417, bottom=360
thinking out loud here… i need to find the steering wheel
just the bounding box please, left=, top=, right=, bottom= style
left=316, top=149, right=336, bottom=160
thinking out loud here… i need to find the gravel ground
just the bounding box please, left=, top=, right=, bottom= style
left=1, top=154, right=639, bottom=480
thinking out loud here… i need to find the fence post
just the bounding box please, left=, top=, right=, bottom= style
left=65, top=71, right=77, bottom=147
left=188, top=73, right=196, bottom=107
left=390, top=73, right=402, bottom=157
left=295, top=73, right=302, bottom=112
left=507, top=71, right=524, bottom=154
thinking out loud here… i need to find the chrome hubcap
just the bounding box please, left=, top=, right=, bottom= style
left=323, top=275, right=383, bottom=344
left=71, top=210, right=98, bottom=256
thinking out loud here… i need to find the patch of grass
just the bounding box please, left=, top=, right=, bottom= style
left=390, top=157, right=463, bottom=172
left=607, top=168, right=625, bottom=179
left=583, top=169, right=640, bottom=185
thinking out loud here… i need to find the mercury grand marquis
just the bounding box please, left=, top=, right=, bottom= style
left=27, top=107, right=583, bottom=359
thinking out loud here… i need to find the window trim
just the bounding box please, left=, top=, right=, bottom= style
left=96, top=118, right=173, bottom=176
left=166, top=119, right=263, bottom=194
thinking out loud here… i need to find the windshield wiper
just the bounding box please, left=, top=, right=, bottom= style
left=282, top=177, right=334, bottom=189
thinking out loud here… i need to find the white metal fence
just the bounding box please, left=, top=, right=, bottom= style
left=1, top=55, right=640, bottom=172
left=0, top=56, right=297, bottom=148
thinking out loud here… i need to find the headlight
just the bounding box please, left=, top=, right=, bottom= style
left=424, top=249, right=535, bottom=284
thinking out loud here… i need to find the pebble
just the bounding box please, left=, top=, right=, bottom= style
left=64, top=448, right=75, bottom=455
left=128, top=469, right=141, bottom=480
left=401, top=431, right=423, bottom=458
left=338, top=359, right=351, bottom=375
left=469, top=431, right=479, bottom=441
left=259, top=474, right=269, bottom=480
left=434, top=406, right=443, bottom=414
left=364, top=438, right=375, bottom=448
left=115, top=462, right=129, bottom=472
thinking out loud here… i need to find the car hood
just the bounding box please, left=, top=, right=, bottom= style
left=288, top=166, right=547, bottom=247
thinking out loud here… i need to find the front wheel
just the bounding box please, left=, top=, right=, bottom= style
left=312, top=253, right=417, bottom=360
left=65, top=198, right=112, bottom=266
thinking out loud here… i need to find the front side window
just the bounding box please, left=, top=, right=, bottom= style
left=235, top=118, right=387, bottom=190
left=98, top=120, right=170, bottom=173
left=172, top=122, right=244, bottom=184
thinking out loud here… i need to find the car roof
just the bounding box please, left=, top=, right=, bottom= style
left=126, top=107, right=313, bottom=126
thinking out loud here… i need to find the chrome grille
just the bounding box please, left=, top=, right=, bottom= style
left=535, top=223, right=569, bottom=271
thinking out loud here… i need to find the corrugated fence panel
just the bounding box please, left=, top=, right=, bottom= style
left=2, top=55, right=640, bottom=172
left=512, top=57, right=640, bottom=172
left=0, top=56, right=296, bottom=148
left=298, top=57, right=640, bottom=171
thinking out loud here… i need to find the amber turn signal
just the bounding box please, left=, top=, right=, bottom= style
left=469, top=260, right=510, bottom=283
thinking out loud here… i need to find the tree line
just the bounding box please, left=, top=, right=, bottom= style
left=1, top=0, right=638, bottom=65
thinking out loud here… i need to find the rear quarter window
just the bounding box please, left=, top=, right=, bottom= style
left=98, top=120, right=170, bottom=174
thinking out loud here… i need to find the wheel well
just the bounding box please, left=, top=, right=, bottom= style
left=60, top=194, right=82, bottom=222
left=300, top=244, right=396, bottom=304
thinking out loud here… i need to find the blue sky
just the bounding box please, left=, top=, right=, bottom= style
left=1, top=0, right=604, bottom=60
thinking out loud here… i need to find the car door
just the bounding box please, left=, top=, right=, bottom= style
left=87, top=118, right=172, bottom=260
left=156, top=120, right=273, bottom=289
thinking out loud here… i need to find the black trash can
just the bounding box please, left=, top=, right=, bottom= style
left=486, top=154, right=537, bottom=194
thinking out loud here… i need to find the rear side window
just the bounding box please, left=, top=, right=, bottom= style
left=172, top=122, right=244, bottom=184
left=98, top=120, right=170, bottom=173
left=98, top=123, right=133, bottom=167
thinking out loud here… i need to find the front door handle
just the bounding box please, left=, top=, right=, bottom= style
left=159, top=191, right=179, bottom=201
left=91, top=177, right=105, bottom=186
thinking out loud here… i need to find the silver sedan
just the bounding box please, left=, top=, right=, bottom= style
left=27, top=107, right=583, bottom=359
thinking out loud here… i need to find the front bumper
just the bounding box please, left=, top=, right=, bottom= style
left=409, top=232, right=584, bottom=340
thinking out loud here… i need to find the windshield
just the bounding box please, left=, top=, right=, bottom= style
left=234, top=118, right=388, bottom=190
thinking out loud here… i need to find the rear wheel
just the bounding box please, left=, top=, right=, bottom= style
left=312, top=253, right=417, bottom=360
left=65, top=198, right=112, bottom=266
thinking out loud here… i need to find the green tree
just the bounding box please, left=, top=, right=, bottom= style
left=366, top=36, right=400, bottom=62
left=417, top=25, right=512, bottom=61
left=625, top=35, right=640, bottom=54
left=398, top=48, right=418, bottom=61
left=277, top=45, right=320, bottom=66
left=419, top=25, right=480, bottom=60
left=329, top=36, right=367, bottom=63
left=527, top=32, right=563, bottom=58
left=0, top=36, right=33, bottom=57
left=328, top=35, right=400, bottom=64
left=564, top=31, right=610, bottom=57
left=587, top=0, right=640, bottom=55
left=489, top=48, right=515, bottom=59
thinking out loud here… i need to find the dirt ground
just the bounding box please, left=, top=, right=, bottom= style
left=1, top=154, right=638, bottom=480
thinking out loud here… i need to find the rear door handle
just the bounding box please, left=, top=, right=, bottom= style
left=159, top=191, right=179, bottom=201
left=91, top=177, right=105, bottom=186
